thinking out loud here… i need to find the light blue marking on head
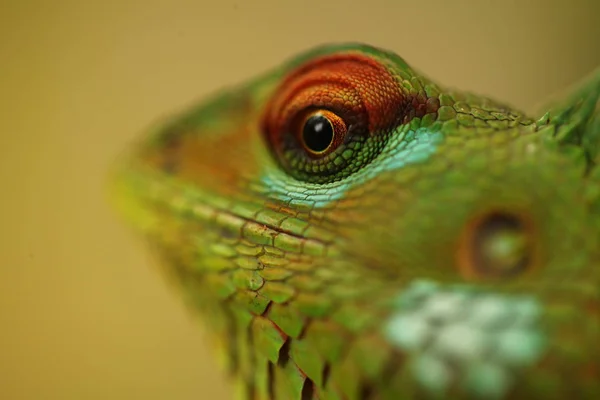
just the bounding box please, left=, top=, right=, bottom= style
left=260, top=126, right=445, bottom=208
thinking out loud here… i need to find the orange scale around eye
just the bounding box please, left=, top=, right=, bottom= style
left=297, top=110, right=347, bottom=157
left=262, top=53, right=407, bottom=154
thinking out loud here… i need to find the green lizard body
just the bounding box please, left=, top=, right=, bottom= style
left=110, top=43, right=600, bottom=399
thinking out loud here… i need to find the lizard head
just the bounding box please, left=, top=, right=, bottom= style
left=110, top=44, right=599, bottom=399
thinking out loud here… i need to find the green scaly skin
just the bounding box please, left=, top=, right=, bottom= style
left=109, top=44, right=599, bottom=399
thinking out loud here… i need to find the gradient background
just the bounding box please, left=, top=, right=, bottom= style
left=1, top=1, right=599, bottom=399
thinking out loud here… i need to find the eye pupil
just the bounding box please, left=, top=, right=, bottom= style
left=302, top=114, right=335, bottom=153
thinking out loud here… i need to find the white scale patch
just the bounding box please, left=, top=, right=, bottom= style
left=384, top=279, right=546, bottom=399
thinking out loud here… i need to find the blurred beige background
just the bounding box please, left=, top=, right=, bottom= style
left=1, top=1, right=598, bottom=399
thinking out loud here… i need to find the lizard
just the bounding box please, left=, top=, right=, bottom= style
left=109, top=43, right=600, bottom=400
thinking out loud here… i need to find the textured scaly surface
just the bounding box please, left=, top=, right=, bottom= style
left=110, top=43, right=599, bottom=399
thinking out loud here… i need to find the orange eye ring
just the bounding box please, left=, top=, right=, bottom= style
left=297, top=109, right=347, bottom=157
left=259, top=52, right=411, bottom=183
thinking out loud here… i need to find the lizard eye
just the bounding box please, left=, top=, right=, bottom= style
left=458, top=211, right=538, bottom=280
left=261, top=52, right=408, bottom=184
left=299, top=110, right=347, bottom=156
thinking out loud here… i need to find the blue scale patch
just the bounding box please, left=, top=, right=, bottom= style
left=260, top=126, right=445, bottom=208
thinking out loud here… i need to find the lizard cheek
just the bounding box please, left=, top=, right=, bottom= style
left=457, top=211, right=539, bottom=281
